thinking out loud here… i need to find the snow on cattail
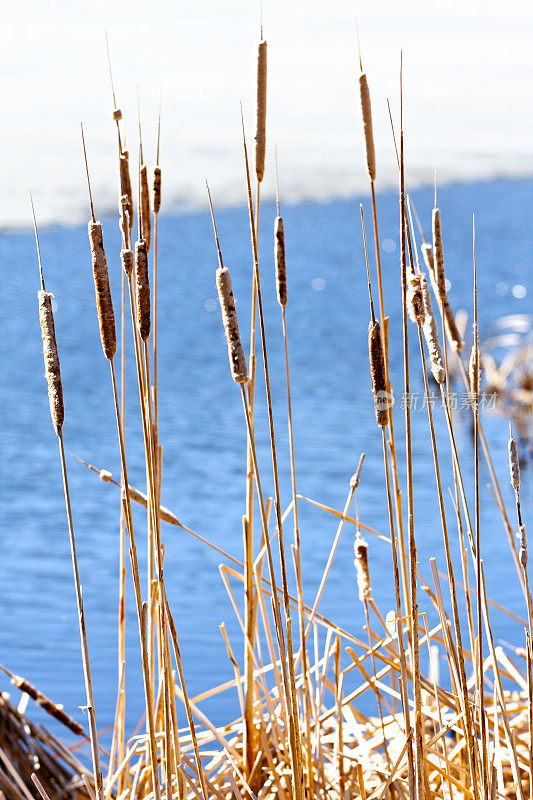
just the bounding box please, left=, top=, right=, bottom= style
left=121, top=248, right=134, bottom=278
left=508, top=426, right=520, bottom=493
left=216, top=266, right=248, bottom=384
left=119, top=151, right=134, bottom=231
left=421, top=275, right=445, bottom=384
left=422, top=242, right=464, bottom=352
left=354, top=536, right=371, bottom=602
left=407, top=272, right=425, bottom=325
left=519, top=524, right=527, bottom=567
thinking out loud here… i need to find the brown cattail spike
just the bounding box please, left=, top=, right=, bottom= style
left=216, top=266, right=248, bottom=384
left=121, top=248, right=134, bottom=277
left=407, top=272, right=424, bottom=325
left=140, top=164, right=151, bottom=251
left=255, top=39, right=267, bottom=183
left=421, top=275, right=445, bottom=384
left=120, top=151, right=134, bottom=231
left=153, top=166, right=162, bottom=215
left=113, top=108, right=122, bottom=121
left=354, top=536, right=371, bottom=602
left=432, top=207, right=446, bottom=302
left=89, top=222, right=117, bottom=360
left=359, top=73, right=376, bottom=182
left=38, top=291, right=64, bottom=435
left=135, top=239, right=151, bottom=341
left=508, top=424, right=520, bottom=493
left=274, top=215, right=287, bottom=306
left=368, top=319, right=389, bottom=427
left=423, top=241, right=464, bottom=352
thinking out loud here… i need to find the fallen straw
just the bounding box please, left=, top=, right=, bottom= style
left=31, top=193, right=103, bottom=800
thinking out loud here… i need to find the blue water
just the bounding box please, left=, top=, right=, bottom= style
left=0, top=178, right=531, bottom=748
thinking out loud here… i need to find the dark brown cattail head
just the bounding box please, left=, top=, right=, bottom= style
left=354, top=536, right=371, bottom=602
left=508, top=426, right=520, bottom=493
left=421, top=275, right=445, bottom=384
left=121, top=248, right=134, bottom=277
left=119, top=151, right=134, bottom=231
left=216, top=266, right=248, bottom=384
left=88, top=222, right=116, bottom=360
left=407, top=272, right=424, bottom=324
left=135, top=239, right=151, bottom=341
left=368, top=319, right=389, bottom=427
left=140, top=164, right=151, bottom=252
left=255, top=40, right=267, bottom=183
left=113, top=108, right=122, bottom=121
left=38, top=291, right=64, bottom=435
left=432, top=208, right=446, bottom=302
left=359, top=73, right=376, bottom=182
left=274, top=215, right=287, bottom=306
left=153, top=166, right=162, bottom=215
left=424, top=242, right=464, bottom=352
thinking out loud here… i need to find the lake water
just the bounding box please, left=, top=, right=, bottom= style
left=0, top=178, right=531, bottom=748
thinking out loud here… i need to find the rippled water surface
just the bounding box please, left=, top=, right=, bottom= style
left=1, top=178, right=531, bottom=745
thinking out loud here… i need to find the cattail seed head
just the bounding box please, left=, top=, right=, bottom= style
left=140, top=164, right=151, bottom=252
left=274, top=215, right=287, bottom=306
left=216, top=266, right=248, bottom=384
left=135, top=239, right=151, bottom=341
left=8, top=671, right=84, bottom=737
left=407, top=272, right=425, bottom=324
left=354, top=536, right=371, bottom=602
left=38, top=290, right=64, bottom=435
left=113, top=108, right=122, bottom=121
left=359, top=73, right=376, bottom=182
left=421, top=275, right=445, bottom=384
left=432, top=208, right=446, bottom=302
left=89, top=222, right=116, bottom=360
left=121, top=248, right=134, bottom=277
left=255, top=40, right=267, bottom=183
left=153, top=166, right=162, bottom=215
left=508, top=431, right=520, bottom=492
left=119, top=151, right=134, bottom=231
left=519, top=524, right=527, bottom=567
left=368, top=319, right=389, bottom=427
left=424, top=242, right=464, bottom=352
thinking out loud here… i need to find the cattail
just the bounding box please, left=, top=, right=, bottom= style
left=153, top=166, right=162, bottom=215
left=508, top=428, right=520, bottom=493
left=354, top=536, right=371, bottom=602
left=519, top=524, right=527, bottom=567
left=407, top=272, right=425, bottom=324
left=135, top=239, right=150, bottom=341
left=432, top=208, right=446, bottom=302
left=113, top=108, right=122, bottom=121
left=38, top=291, right=64, bottom=435
left=421, top=275, right=445, bottom=384
left=423, top=241, right=464, bottom=352
left=119, top=151, right=134, bottom=231
left=89, top=222, right=116, bottom=360
left=119, top=195, right=130, bottom=243
left=255, top=40, right=267, bottom=183
left=359, top=73, right=376, bottom=182
left=368, top=319, right=389, bottom=427
left=140, top=164, right=151, bottom=251
left=3, top=669, right=84, bottom=737
left=469, top=334, right=479, bottom=398
left=121, top=248, right=134, bottom=278
left=274, top=215, right=287, bottom=306
left=216, top=266, right=248, bottom=384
